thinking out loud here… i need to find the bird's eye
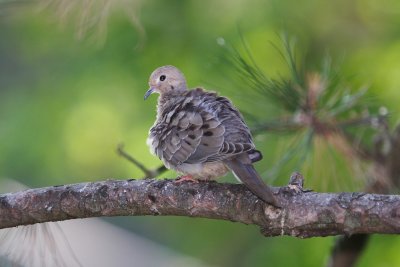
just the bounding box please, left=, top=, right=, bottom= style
left=159, top=75, right=166, bottom=81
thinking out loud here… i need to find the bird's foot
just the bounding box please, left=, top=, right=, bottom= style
left=174, top=175, right=199, bottom=183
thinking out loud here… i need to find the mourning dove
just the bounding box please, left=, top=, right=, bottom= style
left=144, top=65, right=280, bottom=207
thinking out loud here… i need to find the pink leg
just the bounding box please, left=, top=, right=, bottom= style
left=174, top=174, right=199, bottom=183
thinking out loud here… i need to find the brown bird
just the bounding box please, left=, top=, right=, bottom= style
left=144, top=65, right=280, bottom=207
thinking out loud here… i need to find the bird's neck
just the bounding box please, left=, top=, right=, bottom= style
left=156, top=89, right=187, bottom=117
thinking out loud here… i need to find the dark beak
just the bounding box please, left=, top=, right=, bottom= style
left=144, top=87, right=155, bottom=100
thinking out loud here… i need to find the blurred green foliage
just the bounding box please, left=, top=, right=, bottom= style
left=1, top=0, right=400, bottom=266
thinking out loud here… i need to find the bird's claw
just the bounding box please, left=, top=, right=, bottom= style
left=174, top=175, right=199, bottom=183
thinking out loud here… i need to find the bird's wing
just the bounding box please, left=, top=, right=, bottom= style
left=152, top=109, right=225, bottom=166
left=149, top=92, right=256, bottom=166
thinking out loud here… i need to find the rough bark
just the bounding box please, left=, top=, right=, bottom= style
left=1, top=175, right=400, bottom=238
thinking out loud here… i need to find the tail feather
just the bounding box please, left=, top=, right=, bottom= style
left=225, top=158, right=280, bottom=207
left=248, top=149, right=263, bottom=163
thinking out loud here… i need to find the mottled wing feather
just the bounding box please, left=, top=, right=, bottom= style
left=148, top=88, right=257, bottom=168
left=164, top=112, right=225, bottom=165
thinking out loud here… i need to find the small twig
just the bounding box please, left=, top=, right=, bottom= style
left=116, top=143, right=167, bottom=178
left=252, top=114, right=387, bottom=136
left=153, top=165, right=168, bottom=177
left=337, top=114, right=389, bottom=129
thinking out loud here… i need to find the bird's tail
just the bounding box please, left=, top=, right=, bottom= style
left=248, top=149, right=263, bottom=163
left=225, top=158, right=280, bottom=207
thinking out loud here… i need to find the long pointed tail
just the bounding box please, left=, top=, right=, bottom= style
left=225, top=158, right=280, bottom=207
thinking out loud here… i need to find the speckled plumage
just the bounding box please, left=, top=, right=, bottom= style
left=145, top=65, right=279, bottom=207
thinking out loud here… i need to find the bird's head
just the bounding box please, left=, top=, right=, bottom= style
left=144, top=65, right=187, bottom=100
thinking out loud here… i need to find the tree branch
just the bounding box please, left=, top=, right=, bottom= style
left=1, top=175, right=400, bottom=238
left=116, top=143, right=166, bottom=178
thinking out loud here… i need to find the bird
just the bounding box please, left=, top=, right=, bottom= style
left=144, top=65, right=280, bottom=207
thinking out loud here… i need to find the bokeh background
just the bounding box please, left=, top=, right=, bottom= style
left=1, top=0, right=400, bottom=266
